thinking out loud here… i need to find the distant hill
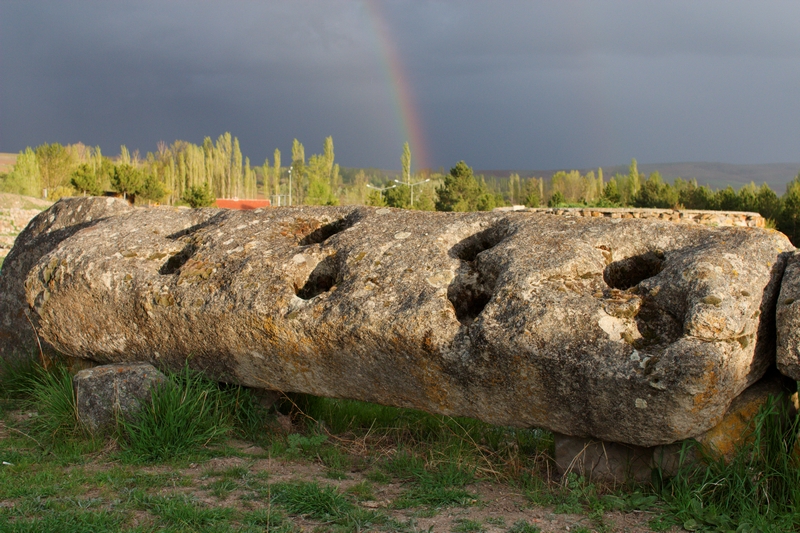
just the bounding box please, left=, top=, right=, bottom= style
left=480, top=162, right=800, bottom=194
left=0, top=192, right=52, bottom=210
left=0, top=153, right=17, bottom=174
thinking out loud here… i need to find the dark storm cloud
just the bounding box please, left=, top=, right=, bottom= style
left=1, top=0, right=799, bottom=170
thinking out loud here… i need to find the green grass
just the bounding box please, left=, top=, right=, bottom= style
left=507, top=520, right=542, bottom=533
left=0, top=508, right=125, bottom=533
left=0, top=356, right=42, bottom=400
left=23, top=363, right=88, bottom=448
left=96, top=467, right=191, bottom=492
left=272, top=481, right=390, bottom=531
left=130, top=492, right=235, bottom=529
left=272, top=481, right=354, bottom=520
left=391, top=458, right=478, bottom=509
left=346, top=481, right=375, bottom=501
left=657, top=394, right=800, bottom=532
left=118, top=365, right=262, bottom=463
left=451, top=518, right=485, bottom=532
left=2, top=359, right=798, bottom=532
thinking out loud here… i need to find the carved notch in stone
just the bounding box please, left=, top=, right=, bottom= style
left=160, top=242, right=199, bottom=275
left=160, top=218, right=219, bottom=275
left=299, top=212, right=361, bottom=246
left=296, top=255, right=340, bottom=300
left=604, top=250, right=665, bottom=290
left=448, top=224, right=510, bottom=326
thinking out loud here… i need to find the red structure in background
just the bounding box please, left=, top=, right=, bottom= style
left=215, top=199, right=271, bottom=210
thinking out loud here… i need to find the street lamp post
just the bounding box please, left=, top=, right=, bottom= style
left=366, top=183, right=397, bottom=203
left=394, top=177, right=430, bottom=208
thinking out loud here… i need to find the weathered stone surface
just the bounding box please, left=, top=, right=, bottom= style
left=776, top=250, right=800, bottom=380
left=23, top=205, right=792, bottom=446
left=74, top=362, right=168, bottom=434
left=0, top=197, right=133, bottom=361
left=653, top=370, right=796, bottom=476
left=692, top=370, right=796, bottom=458
left=556, top=371, right=796, bottom=482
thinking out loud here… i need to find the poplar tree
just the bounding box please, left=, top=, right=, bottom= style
left=323, top=136, right=338, bottom=196
left=352, top=169, right=368, bottom=205
left=306, top=154, right=333, bottom=205
left=0, top=147, right=41, bottom=197
left=331, top=163, right=341, bottom=197
left=120, top=145, right=132, bottom=166
left=219, top=133, right=233, bottom=197
left=261, top=157, right=270, bottom=198
left=231, top=137, right=243, bottom=198
left=625, top=158, right=641, bottom=204
left=35, top=143, right=73, bottom=193
left=508, top=173, right=521, bottom=204
left=273, top=149, right=281, bottom=201
left=291, top=139, right=305, bottom=168
left=523, top=178, right=541, bottom=207
left=243, top=157, right=252, bottom=198
left=323, top=136, right=335, bottom=176
left=291, top=139, right=306, bottom=204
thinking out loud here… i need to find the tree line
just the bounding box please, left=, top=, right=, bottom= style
left=2, top=138, right=800, bottom=244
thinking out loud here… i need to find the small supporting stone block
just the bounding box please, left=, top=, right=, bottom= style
left=554, top=434, right=654, bottom=484
left=73, top=362, right=168, bottom=434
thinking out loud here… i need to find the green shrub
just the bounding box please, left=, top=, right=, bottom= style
left=181, top=182, right=215, bottom=208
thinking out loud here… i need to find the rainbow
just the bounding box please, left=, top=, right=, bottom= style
left=365, top=0, right=430, bottom=171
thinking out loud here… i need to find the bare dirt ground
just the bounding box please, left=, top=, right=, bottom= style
left=0, top=192, right=51, bottom=258
left=45, top=436, right=672, bottom=533
left=0, top=192, right=52, bottom=210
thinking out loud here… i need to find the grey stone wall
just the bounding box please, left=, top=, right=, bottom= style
left=496, top=206, right=765, bottom=228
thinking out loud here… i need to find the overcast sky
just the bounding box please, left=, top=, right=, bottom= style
left=2, top=1, right=799, bottom=171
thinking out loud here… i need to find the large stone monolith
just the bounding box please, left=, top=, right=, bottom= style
left=22, top=205, right=792, bottom=446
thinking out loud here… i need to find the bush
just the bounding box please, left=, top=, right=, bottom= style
left=181, top=182, right=215, bottom=208
left=547, top=191, right=565, bottom=207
